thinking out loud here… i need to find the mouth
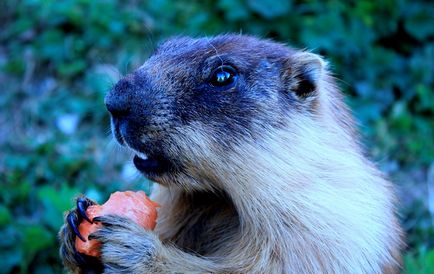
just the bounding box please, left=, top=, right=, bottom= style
left=111, top=118, right=178, bottom=178
left=132, top=152, right=174, bottom=176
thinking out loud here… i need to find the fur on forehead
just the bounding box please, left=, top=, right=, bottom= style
left=142, top=35, right=328, bottom=107
left=151, top=35, right=298, bottom=67
left=149, top=35, right=327, bottom=90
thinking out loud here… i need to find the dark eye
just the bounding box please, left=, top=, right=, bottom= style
left=209, top=65, right=238, bottom=88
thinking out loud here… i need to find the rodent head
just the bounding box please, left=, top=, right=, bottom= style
left=105, top=35, right=327, bottom=190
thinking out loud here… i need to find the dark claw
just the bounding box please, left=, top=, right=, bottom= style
left=77, top=197, right=93, bottom=224
left=87, top=233, right=97, bottom=241
left=92, top=216, right=102, bottom=223
left=92, top=216, right=117, bottom=227
left=67, top=211, right=86, bottom=242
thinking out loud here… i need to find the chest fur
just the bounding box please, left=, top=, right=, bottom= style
left=157, top=190, right=239, bottom=256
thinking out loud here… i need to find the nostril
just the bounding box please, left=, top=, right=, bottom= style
left=105, top=102, right=131, bottom=118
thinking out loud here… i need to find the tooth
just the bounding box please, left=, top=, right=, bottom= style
left=136, top=151, right=148, bottom=160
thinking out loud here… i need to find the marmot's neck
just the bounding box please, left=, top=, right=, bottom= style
left=206, top=114, right=380, bottom=224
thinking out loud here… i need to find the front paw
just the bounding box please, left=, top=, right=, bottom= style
left=90, top=215, right=160, bottom=274
left=59, top=196, right=104, bottom=274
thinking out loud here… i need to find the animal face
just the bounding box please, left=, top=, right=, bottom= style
left=105, top=35, right=323, bottom=189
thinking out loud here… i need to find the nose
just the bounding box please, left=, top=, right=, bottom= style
left=105, top=77, right=135, bottom=119
left=105, top=99, right=130, bottom=119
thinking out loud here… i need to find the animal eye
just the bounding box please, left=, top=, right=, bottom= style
left=209, top=66, right=238, bottom=88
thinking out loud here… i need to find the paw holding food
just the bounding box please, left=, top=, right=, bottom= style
left=73, top=191, right=158, bottom=257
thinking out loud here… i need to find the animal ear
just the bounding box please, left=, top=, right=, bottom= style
left=283, top=52, right=327, bottom=98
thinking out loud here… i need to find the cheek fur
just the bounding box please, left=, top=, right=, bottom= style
left=175, top=84, right=261, bottom=144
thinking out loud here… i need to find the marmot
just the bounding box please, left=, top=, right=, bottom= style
left=59, top=35, right=403, bottom=273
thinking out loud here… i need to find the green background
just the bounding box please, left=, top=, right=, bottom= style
left=1, top=0, right=433, bottom=273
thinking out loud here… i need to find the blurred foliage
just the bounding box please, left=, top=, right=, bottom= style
left=0, top=0, right=433, bottom=273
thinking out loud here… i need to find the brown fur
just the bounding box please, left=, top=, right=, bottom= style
left=59, top=35, right=403, bottom=273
